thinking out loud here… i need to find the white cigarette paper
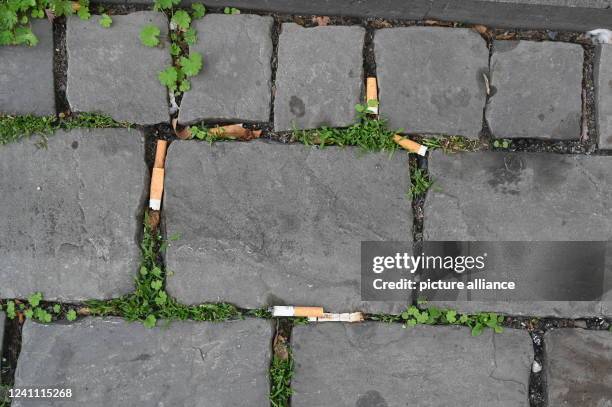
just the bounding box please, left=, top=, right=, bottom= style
left=308, top=312, right=364, bottom=322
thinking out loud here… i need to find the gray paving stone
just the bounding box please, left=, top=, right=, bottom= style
left=424, top=151, right=612, bottom=317
left=596, top=44, right=612, bottom=150
left=164, top=141, right=411, bottom=313
left=545, top=329, right=612, bottom=407
left=273, top=24, right=364, bottom=131
left=375, top=27, right=488, bottom=138
left=292, top=323, right=533, bottom=406
left=0, top=20, right=55, bottom=115
left=487, top=40, right=583, bottom=139
left=66, top=12, right=170, bottom=125
left=0, top=129, right=147, bottom=301
left=178, top=14, right=273, bottom=124
left=13, top=318, right=272, bottom=406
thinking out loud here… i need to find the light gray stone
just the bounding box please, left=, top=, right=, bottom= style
left=0, top=20, right=55, bottom=115
left=545, top=329, right=612, bottom=407
left=424, top=151, right=612, bottom=317
left=596, top=44, right=612, bottom=150
left=0, top=129, right=147, bottom=301
left=13, top=318, right=272, bottom=406
left=66, top=12, right=170, bottom=125
left=375, top=27, right=488, bottom=138
left=178, top=14, right=273, bottom=124
left=273, top=24, right=364, bottom=131
left=487, top=40, right=583, bottom=139
left=164, top=141, right=411, bottom=313
left=292, top=323, right=533, bottom=406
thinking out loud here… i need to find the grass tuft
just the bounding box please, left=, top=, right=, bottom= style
left=270, top=353, right=293, bottom=407
left=408, top=168, right=434, bottom=199
left=420, top=135, right=483, bottom=153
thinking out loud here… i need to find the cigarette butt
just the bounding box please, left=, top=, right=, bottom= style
left=272, top=306, right=325, bottom=318
left=71, top=1, right=80, bottom=11
left=154, top=140, right=167, bottom=169
left=208, top=124, right=262, bottom=140
left=149, top=167, right=164, bottom=210
left=309, top=312, right=364, bottom=322
left=366, top=77, right=378, bottom=114
left=393, top=134, right=428, bottom=156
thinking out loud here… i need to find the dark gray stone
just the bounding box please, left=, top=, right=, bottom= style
left=545, top=329, right=612, bottom=407
left=375, top=27, right=488, bottom=138
left=487, top=40, right=583, bottom=139
left=13, top=318, right=272, bottom=406
left=292, top=323, right=533, bottom=407
left=66, top=12, right=170, bottom=125
left=273, top=24, right=364, bottom=131
left=178, top=14, right=273, bottom=124
left=164, top=141, right=411, bottom=313
left=0, top=20, right=55, bottom=115
left=0, top=129, right=147, bottom=301
left=424, top=151, right=612, bottom=317
left=596, top=44, right=612, bottom=150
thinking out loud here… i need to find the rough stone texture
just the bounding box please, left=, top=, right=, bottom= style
left=545, top=329, right=612, bottom=407
left=424, top=151, right=612, bottom=317
left=292, top=323, right=533, bottom=406
left=0, top=129, right=147, bottom=301
left=375, top=27, right=488, bottom=138
left=164, top=141, right=411, bottom=313
left=0, top=20, right=55, bottom=115
left=13, top=318, right=272, bottom=406
left=273, top=24, right=364, bottom=131
left=178, top=14, right=273, bottom=124
left=66, top=12, right=170, bottom=125
left=487, top=40, right=583, bottom=139
left=596, top=44, right=612, bottom=150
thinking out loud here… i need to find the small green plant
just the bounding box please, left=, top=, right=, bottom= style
left=493, top=139, right=511, bottom=149
left=66, top=309, right=77, bottom=321
left=224, top=6, right=240, bottom=14
left=270, top=353, right=293, bottom=407
left=407, top=168, right=434, bottom=199
left=140, top=24, right=161, bottom=47
left=191, top=3, right=205, bottom=18
left=99, top=13, right=112, bottom=28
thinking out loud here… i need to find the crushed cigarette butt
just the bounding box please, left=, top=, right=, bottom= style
left=586, top=29, right=612, bottom=44
left=392, top=134, right=427, bottom=156
left=308, top=312, right=364, bottom=323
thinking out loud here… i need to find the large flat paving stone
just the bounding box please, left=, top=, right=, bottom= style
left=66, top=12, right=170, bottom=125
left=424, top=151, right=612, bottom=317
left=596, top=44, right=612, bottom=150
left=0, top=129, right=147, bottom=301
left=292, top=323, right=533, bottom=406
left=487, top=40, right=583, bottom=139
left=164, top=141, right=412, bottom=313
left=13, top=318, right=272, bottom=406
left=545, top=329, right=612, bottom=407
left=273, top=24, right=364, bottom=131
left=178, top=14, right=273, bottom=124
left=375, top=27, right=488, bottom=137
left=0, top=20, right=55, bottom=115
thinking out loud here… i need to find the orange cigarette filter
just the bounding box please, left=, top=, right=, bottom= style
left=154, top=140, right=168, bottom=169
left=149, top=168, right=164, bottom=210
left=208, top=124, right=262, bottom=138
left=366, top=77, right=379, bottom=114
left=393, top=134, right=428, bottom=156
left=272, top=306, right=325, bottom=317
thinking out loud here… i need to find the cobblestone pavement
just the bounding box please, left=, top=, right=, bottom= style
left=0, top=4, right=611, bottom=407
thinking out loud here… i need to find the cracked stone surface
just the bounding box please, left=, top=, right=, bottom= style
left=13, top=318, right=272, bottom=407
left=0, top=129, right=147, bottom=301
left=292, top=323, right=533, bottom=407
left=178, top=14, right=273, bottom=124
left=487, top=40, right=583, bottom=139
left=545, top=329, right=612, bottom=407
left=164, top=141, right=411, bottom=313
left=66, top=12, right=170, bottom=125
left=596, top=44, right=612, bottom=150
left=273, top=24, right=364, bottom=131
left=374, top=27, right=488, bottom=138
left=424, top=151, right=612, bottom=317
left=0, top=20, right=55, bottom=115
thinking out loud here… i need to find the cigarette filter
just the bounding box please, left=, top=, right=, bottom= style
left=366, top=77, right=379, bottom=114
left=272, top=306, right=325, bottom=318
left=154, top=139, right=168, bottom=169
left=208, top=124, right=262, bottom=139
left=149, top=167, right=164, bottom=210
left=393, top=134, right=428, bottom=156
left=308, top=312, right=364, bottom=323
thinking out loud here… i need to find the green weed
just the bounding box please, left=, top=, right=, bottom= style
left=493, top=139, right=512, bottom=149
left=420, top=135, right=483, bottom=153
left=223, top=6, right=240, bottom=14
left=270, top=353, right=293, bottom=407
left=407, top=168, right=434, bottom=199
